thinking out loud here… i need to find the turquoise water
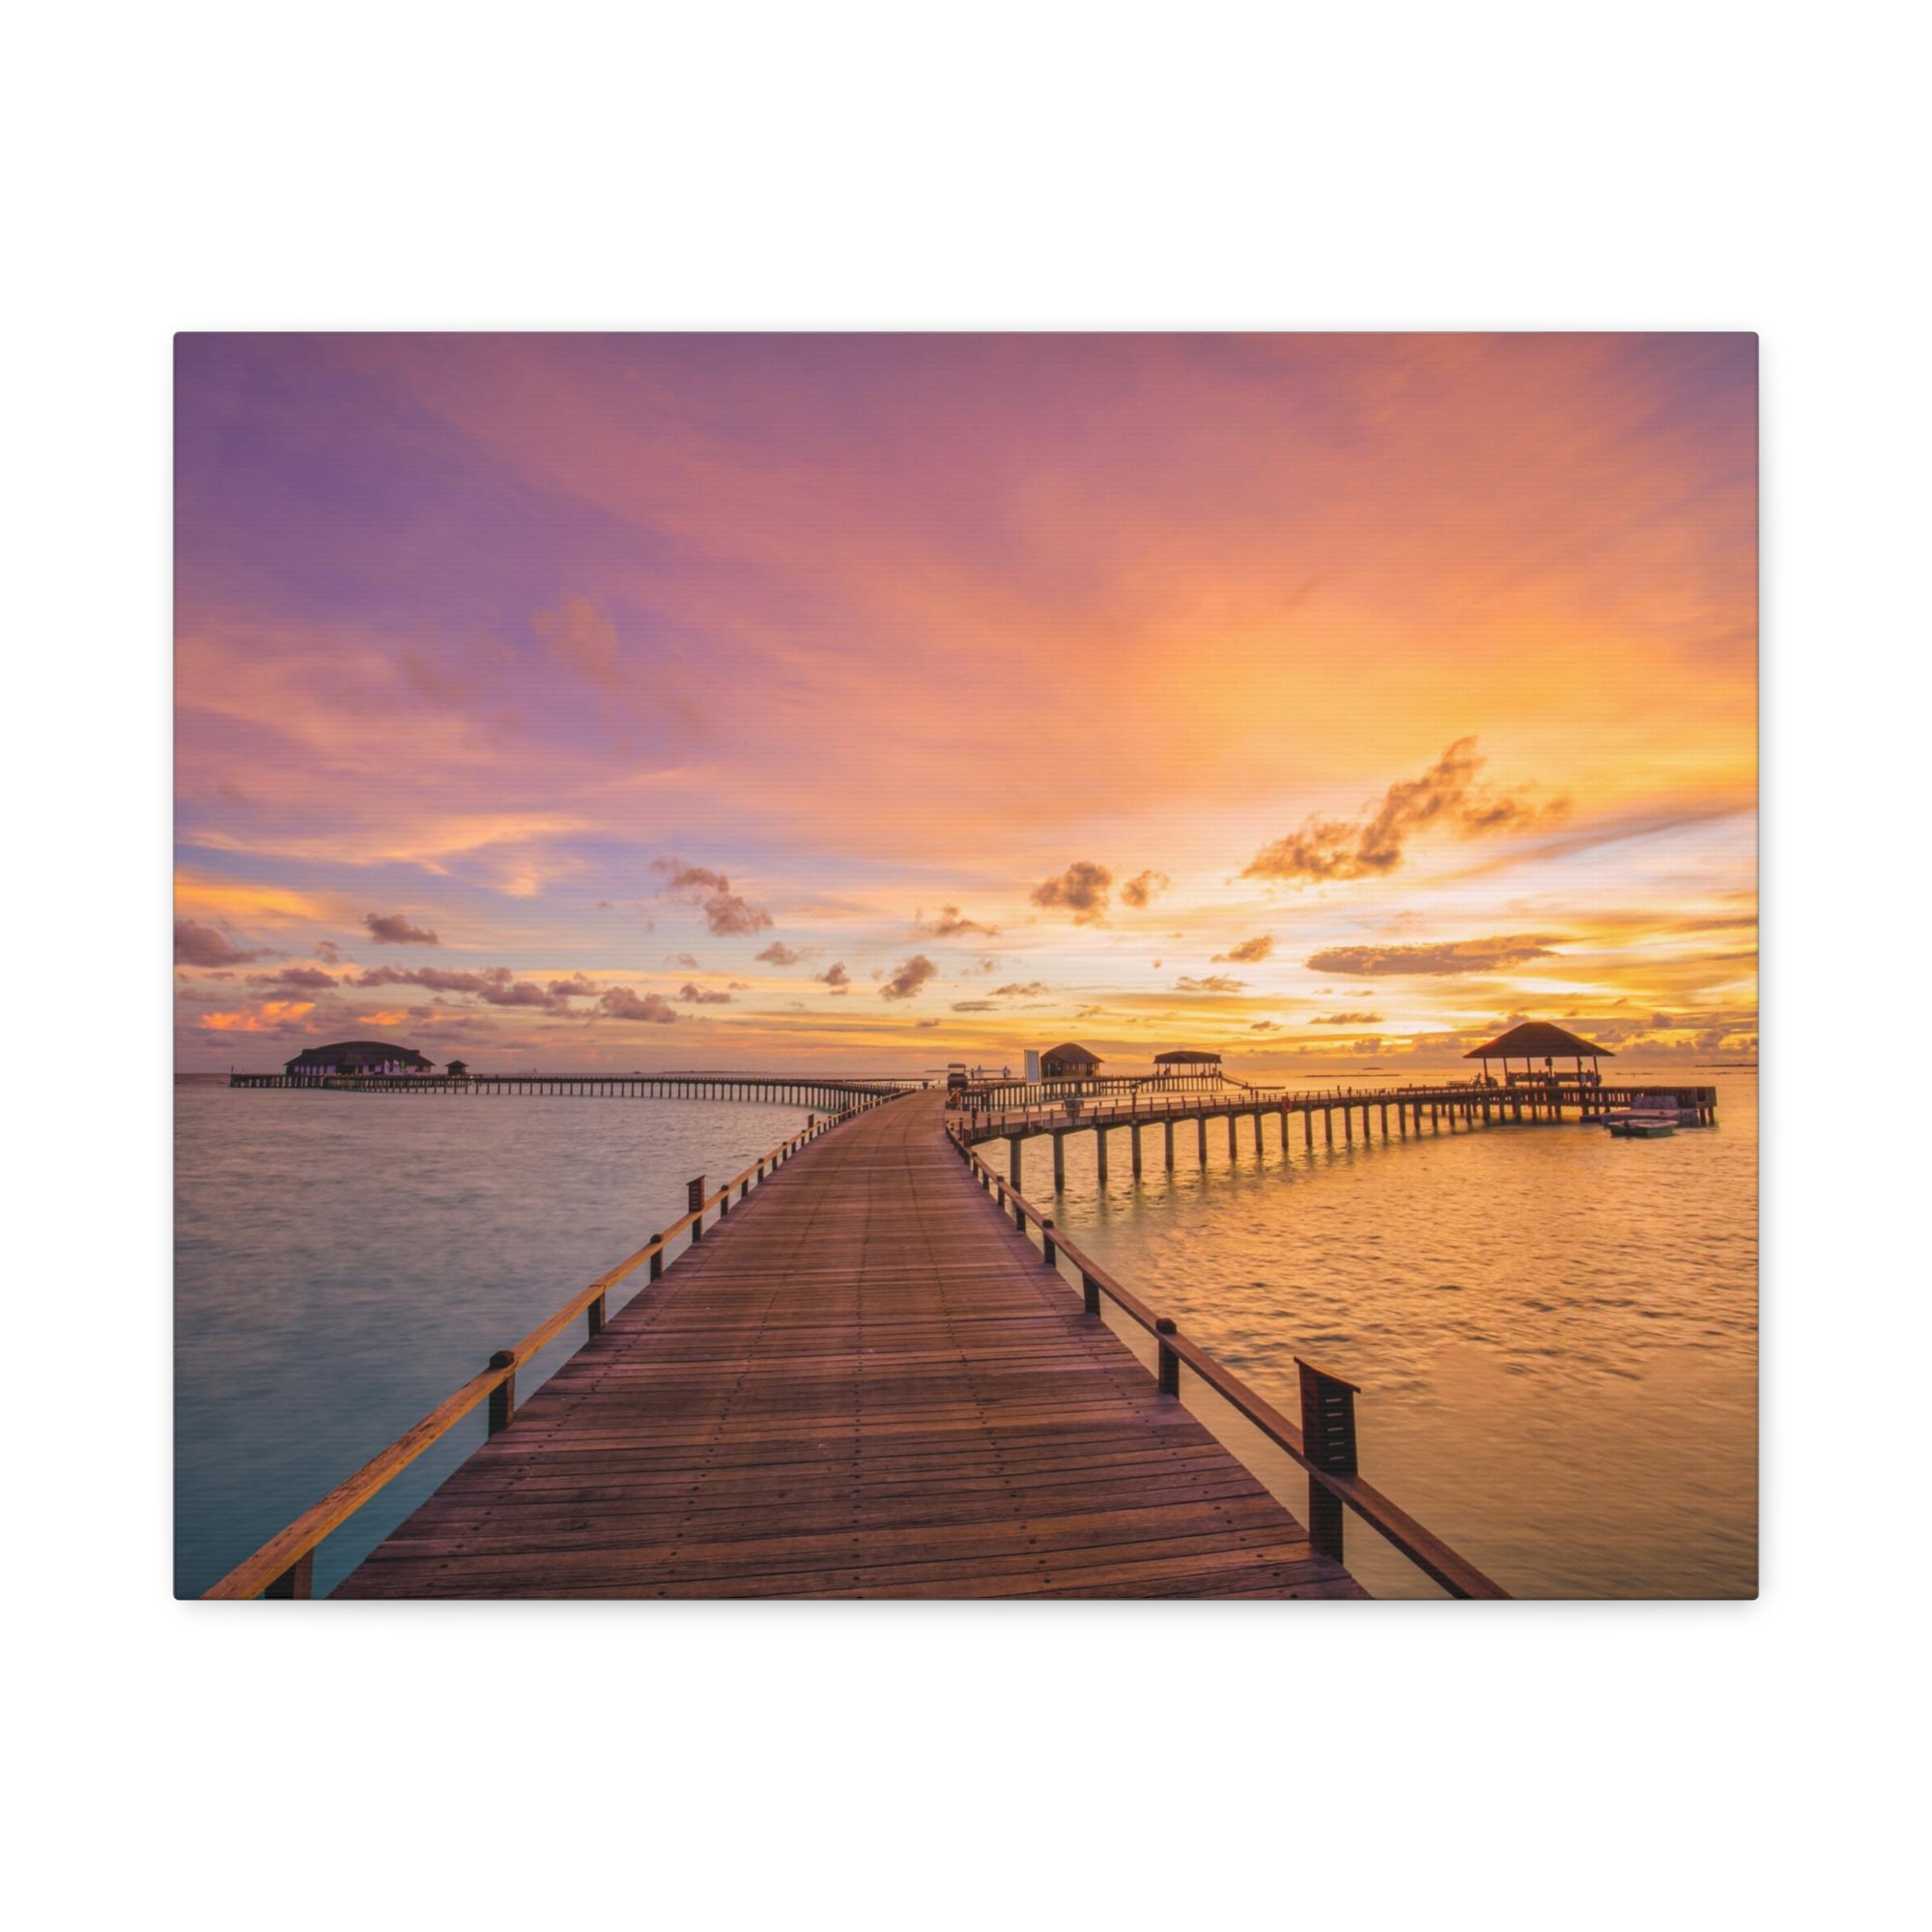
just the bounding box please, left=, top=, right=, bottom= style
left=174, top=1085, right=812, bottom=1596
left=176, top=1070, right=1755, bottom=1600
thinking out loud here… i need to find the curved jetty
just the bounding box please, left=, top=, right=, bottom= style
left=331, top=1094, right=1368, bottom=1599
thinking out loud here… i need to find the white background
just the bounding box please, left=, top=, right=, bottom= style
left=7, top=3, right=1922, bottom=1925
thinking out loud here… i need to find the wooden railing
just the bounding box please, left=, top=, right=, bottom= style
left=203, top=1093, right=904, bottom=1600
left=945, top=1121, right=1510, bottom=1599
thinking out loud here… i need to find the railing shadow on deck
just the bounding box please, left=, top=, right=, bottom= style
left=946, top=1122, right=1511, bottom=1601
left=201, top=1092, right=908, bottom=1601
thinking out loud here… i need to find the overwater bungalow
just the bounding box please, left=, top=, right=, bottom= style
left=283, top=1040, right=436, bottom=1078
left=1039, top=1042, right=1102, bottom=1080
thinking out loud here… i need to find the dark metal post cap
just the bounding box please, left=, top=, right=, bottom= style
left=1154, top=1318, right=1178, bottom=1335
left=489, top=1350, right=517, bottom=1370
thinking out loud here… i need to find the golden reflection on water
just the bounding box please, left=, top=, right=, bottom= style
left=1045, top=1071, right=1757, bottom=1598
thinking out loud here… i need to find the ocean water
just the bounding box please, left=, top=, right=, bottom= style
left=1032, top=1069, right=1757, bottom=1598
left=174, top=1085, right=815, bottom=1597
left=175, top=1070, right=1756, bottom=1601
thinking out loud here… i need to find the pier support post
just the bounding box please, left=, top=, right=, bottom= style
left=1296, top=1358, right=1361, bottom=1563
left=264, top=1550, right=315, bottom=1600
left=1344, top=1105, right=1353, bottom=1145
left=1303, top=1109, right=1313, bottom=1151
left=1053, top=1132, right=1066, bottom=1191
left=1279, top=1108, right=1290, bottom=1151
left=1197, top=1117, right=1208, bottom=1166
left=1164, top=1121, right=1175, bottom=1171
left=488, top=1350, right=517, bottom=1435
left=1095, top=1127, right=1109, bottom=1188
left=1131, top=1124, right=1143, bottom=1179
left=1323, top=1108, right=1333, bottom=1146
left=1009, top=1137, right=1023, bottom=1189
left=1253, top=1110, right=1264, bottom=1156
left=1227, top=1113, right=1238, bottom=1160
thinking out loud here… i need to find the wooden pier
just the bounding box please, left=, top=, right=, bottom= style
left=207, top=1092, right=1505, bottom=1601
left=953, top=1080, right=1719, bottom=1189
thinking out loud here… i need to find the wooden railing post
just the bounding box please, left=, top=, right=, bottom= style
left=587, top=1290, right=607, bottom=1338
left=649, top=1236, right=665, bottom=1282
left=1156, top=1318, right=1180, bottom=1396
left=488, top=1350, right=517, bottom=1435
left=1041, top=1218, right=1057, bottom=1267
left=1296, top=1357, right=1361, bottom=1562
left=264, top=1549, right=314, bottom=1600
left=688, top=1176, right=705, bottom=1240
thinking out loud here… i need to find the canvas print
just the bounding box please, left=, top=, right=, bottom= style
left=175, top=332, right=1757, bottom=1600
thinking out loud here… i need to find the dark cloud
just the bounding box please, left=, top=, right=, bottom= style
left=1311, top=1010, right=1383, bottom=1025
left=677, top=981, right=734, bottom=1005
left=545, top=975, right=600, bottom=1000
left=653, top=859, right=774, bottom=936
left=600, top=987, right=677, bottom=1023
left=951, top=1000, right=996, bottom=1013
left=755, top=941, right=814, bottom=967
left=363, top=912, right=440, bottom=946
left=1212, top=935, right=1274, bottom=964
left=1250, top=1020, right=1278, bottom=1031
left=670, top=953, right=700, bottom=970
left=1243, top=739, right=1569, bottom=883
left=879, top=954, right=938, bottom=1002
left=355, top=964, right=576, bottom=1010
left=1175, top=975, right=1245, bottom=993
left=247, top=966, right=338, bottom=991
left=913, top=1019, right=940, bottom=1029
left=991, top=981, right=1050, bottom=998
left=1121, top=869, right=1170, bottom=909
left=174, top=920, right=270, bottom=968
left=917, top=905, right=1000, bottom=939
left=314, top=941, right=341, bottom=964
left=1304, top=937, right=1556, bottom=977
left=817, top=961, right=851, bottom=993
left=1029, top=861, right=1112, bottom=924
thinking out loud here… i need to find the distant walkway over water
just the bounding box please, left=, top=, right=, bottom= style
left=954, top=1079, right=1719, bottom=1189
left=229, top=1069, right=923, bottom=1111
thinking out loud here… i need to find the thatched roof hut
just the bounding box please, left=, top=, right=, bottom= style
left=1153, top=1049, right=1222, bottom=1065
left=1464, top=1021, right=1613, bottom=1081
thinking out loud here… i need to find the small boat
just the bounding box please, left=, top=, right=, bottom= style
left=1607, top=1116, right=1677, bottom=1138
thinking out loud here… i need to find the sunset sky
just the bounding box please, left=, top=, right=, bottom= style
left=174, top=332, right=1757, bottom=1074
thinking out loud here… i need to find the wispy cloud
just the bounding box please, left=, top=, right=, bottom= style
left=1304, top=937, right=1556, bottom=977
left=1244, top=739, right=1568, bottom=884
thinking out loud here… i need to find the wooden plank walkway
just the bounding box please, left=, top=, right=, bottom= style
left=335, top=1093, right=1366, bottom=1599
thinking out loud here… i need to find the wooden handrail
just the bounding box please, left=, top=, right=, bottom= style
left=204, top=1092, right=904, bottom=1600
left=950, top=1126, right=1508, bottom=1599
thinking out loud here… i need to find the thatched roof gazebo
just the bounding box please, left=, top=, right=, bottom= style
left=1464, top=1020, right=1613, bottom=1086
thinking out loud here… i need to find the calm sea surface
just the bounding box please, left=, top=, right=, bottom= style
left=175, top=1070, right=1756, bottom=1600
